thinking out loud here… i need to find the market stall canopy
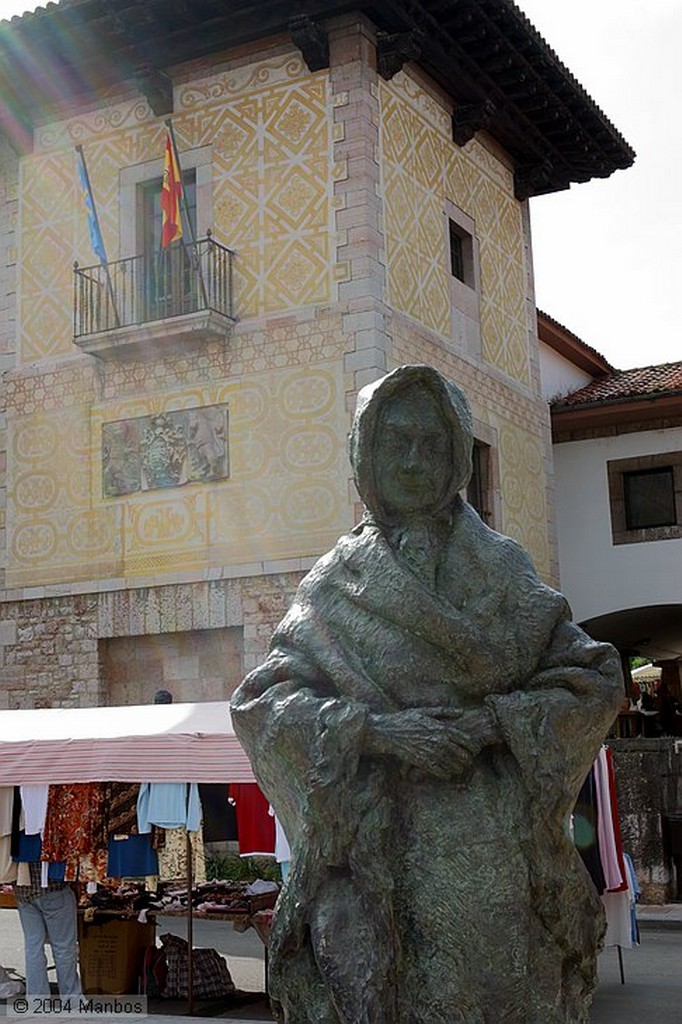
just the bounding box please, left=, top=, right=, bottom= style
left=0, top=701, right=255, bottom=785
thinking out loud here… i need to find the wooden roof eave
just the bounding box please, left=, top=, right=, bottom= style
left=0, top=0, right=635, bottom=194
left=551, top=393, right=682, bottom=440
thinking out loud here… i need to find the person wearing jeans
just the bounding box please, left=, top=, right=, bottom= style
left=14, top=862, right=81, bottom=996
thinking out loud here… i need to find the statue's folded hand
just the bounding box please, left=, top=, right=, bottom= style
left=363, top=708, right=482, bottom=778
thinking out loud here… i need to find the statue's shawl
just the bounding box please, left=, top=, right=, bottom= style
left=233, top=505, right=621, bottom=838
left=231, top=509, right=622, bottom=1024
left=229, top=365, right=624, bottom=1024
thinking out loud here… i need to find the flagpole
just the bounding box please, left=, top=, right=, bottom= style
left=75, top=145, right=120, bottom=329
left=164, top=119, right=209, bottom=309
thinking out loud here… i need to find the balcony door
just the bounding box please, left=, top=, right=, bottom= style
left=140, top=172, right=197, bottom=321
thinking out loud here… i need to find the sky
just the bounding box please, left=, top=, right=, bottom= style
left=2, top=0, right=680, bottom=370
left=512, top=0, right=681, bottom=370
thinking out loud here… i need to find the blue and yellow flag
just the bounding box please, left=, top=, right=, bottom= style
left=76, top=146, right=107, bottom=265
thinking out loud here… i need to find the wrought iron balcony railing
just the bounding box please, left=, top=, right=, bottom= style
left=73, top=233, right=235, bottom=340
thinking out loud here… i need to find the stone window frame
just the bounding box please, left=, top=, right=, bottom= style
left=466, top=420, right=500, bottom=528
left=444, top=198, right=481, bottom=360
left=607, top=451, right=682, bottom=545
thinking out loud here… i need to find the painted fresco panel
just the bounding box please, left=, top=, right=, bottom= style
left=102, top=405, right=229, bottom=496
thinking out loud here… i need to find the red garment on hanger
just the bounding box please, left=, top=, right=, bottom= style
left=229, top=783, right=275, bottom=857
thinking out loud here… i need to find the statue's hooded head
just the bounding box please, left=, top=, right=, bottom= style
left=350, top=364, right=474, bottom=525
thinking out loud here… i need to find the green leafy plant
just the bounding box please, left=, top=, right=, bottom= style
left=205, top=850, right=281, bottom=882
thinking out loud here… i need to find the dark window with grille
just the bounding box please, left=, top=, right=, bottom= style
left=448, top=217, right=475, bottom=288
left=449, top=219, right=465, bottom=281
left=623, top=467, right=676, bottom=530
left=467, top=441, right=492, bottom=525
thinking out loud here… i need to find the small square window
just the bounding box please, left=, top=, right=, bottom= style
left=623, top=468, right=676, bottom=530
left=607, top=454, right=682, bottom=544
left=445, top=201, right=480, bottom=359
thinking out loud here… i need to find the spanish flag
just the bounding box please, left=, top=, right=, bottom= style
left=160, top=129, right=183, bottom=248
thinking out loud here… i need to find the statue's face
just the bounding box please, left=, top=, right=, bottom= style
left=374, top=387, right=452, bottom=516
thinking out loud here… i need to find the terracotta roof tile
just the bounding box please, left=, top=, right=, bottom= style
left=552, top=361, right=682, bottom=408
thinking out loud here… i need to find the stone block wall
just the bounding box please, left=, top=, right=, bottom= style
left=100, top=627, right=244, bottom=705
left=610, top=737, right=682, bottom=903
left=0, top=593, right=99, bottom=708
left=0, top=571, right=302, bottom=710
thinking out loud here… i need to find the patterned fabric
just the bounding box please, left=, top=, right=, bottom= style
left=103, top=782, right=165, bottom=850
left=157, top=827, right=206, bottom=884
left=104, top=782, right=140, bottom=835
left=72, top=848, right=109, bottom=884
left=160, top=932, right=235, bottom=999
left=41, top=783, right=108, bottom=882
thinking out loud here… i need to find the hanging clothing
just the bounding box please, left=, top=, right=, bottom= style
left=604, top=747, right=628, bottom=892
left=10, top=788, right=21, bottom=860
left=104, top=782, right=141, bottom=836
left=137, top=783, right=202, bottom=833
left=0, top=836, right=17, bottom=884
left=12, top=833, right=65, bottom=883
left=229, top=784, right=275, bottom=858
left=574, top=769, right=606, bottom=894
left=20, top=786, right=49, bottom=837
left=199, top=784, right=238, bottom=842
left=0, top=788, right=16, bottom=883
left=602, top=853, right=640, bottom=949
left=623, top=853, right=641, bottom=946
left=0, top=788, right=14, bottom=837
left=41, top=783, right=108, bottom=883
left=594, top=748, right=627, bottom=893
left=269, top=805, right=292, bottom=864
left=157, top=827, right=206, bottom=883
left=106, top=834, right=159, bottom=879
left=602, top=890, right=634, bottom=948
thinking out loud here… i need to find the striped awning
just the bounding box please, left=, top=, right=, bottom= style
left=0, top=701, right=255, bottom=785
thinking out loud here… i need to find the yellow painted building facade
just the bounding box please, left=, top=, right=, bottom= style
left=0, top=16, right=556, bottom=708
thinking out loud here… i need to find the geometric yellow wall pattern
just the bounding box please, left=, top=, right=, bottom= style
left=19, top=53, right=335, bottom=364
left=498, top=422, right=550, bottom=578
left=183, top=60, right=334, bottom=320
left=380, top=72, right=531, bottom=387
left=7, top=403, right=119, bottom=586
left=6, top=361, right=351, bottom=588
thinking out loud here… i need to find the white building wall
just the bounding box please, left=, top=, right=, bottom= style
left=539, top=344, right=592, bottom=402
left=553, top=427, right=682, bottom=623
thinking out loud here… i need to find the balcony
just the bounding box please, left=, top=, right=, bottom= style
left=73, top=234, right=236, bottom=360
